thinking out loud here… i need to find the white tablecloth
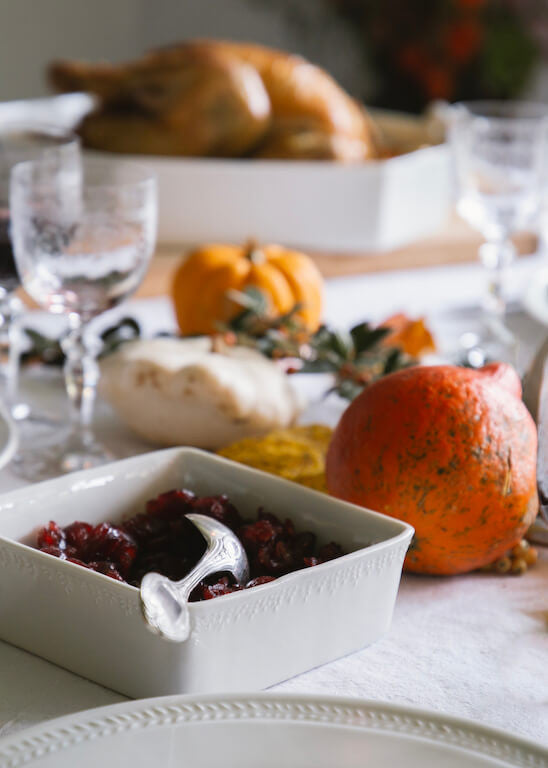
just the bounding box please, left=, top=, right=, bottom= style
left=0, top=256, right=547, bottom=745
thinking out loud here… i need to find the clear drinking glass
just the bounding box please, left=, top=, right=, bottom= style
left=450, top=101, right=548, bottom=364
left=0, top=124, right=79, bottom=418
left=9, top=156, right=157, bottom=480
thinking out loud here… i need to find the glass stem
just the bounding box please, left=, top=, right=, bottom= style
left=61, top=313, right=99, bottom=446
left=479, top=238, right=516, bottom=320
left=0, top=292, right=21, bottom=409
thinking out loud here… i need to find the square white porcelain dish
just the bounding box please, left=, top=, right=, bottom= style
left=0, top=447, right=413, bottom=698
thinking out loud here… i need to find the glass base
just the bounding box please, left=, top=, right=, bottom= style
left=9, top=401, right=60, bottom=425
left=10, top=426, right=115, bottom=482
left=455, top=315, right=518, bottom=368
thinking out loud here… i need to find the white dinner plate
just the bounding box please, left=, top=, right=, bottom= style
left=523, top=266, right=548, bottom=327
left=0, top=693, right=545, bottom=768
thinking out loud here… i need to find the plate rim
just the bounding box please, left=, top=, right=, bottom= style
left=0, top=692, right=545, bottom=768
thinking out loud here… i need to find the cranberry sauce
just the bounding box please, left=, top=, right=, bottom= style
left=35, top=489, right=345, bottom=601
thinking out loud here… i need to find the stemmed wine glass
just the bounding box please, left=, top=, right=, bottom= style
left=9, top=156, right=157, bottom=480
left=0, top=124, right=79, bottom=418
left=449, top=101, right=548, bottom=365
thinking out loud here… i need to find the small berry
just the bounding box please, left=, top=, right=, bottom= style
left=510, top=540, right=529, bottom=558
left=494, top=556, right=512, bottom=574
left=524, top=547, right=538, bottom=566
left=510, top=557, right=527, bottom=575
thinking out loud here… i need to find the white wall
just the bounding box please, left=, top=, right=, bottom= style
left=0, top=0, right=545, bottom=106
left=0, top=0, right=368, bottom=102
left=139, top=0, right=368, bottom=96
left=0, top=0, right=142, bottom=100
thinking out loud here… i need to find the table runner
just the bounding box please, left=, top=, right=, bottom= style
left=0, top=255, right=546, bottom=744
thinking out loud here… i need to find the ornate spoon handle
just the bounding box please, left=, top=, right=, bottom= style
left=140, top=513, right=249, bottom=642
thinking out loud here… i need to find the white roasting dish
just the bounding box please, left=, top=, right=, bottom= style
left=0, top=94, right=451, bottom=252
left=111, top=141, right=451, bottom=252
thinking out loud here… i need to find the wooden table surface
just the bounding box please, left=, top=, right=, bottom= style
left=135, top=215, right=537, bottom=300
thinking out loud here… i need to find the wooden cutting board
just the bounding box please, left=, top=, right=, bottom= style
left=135, top=215, right=537, bottom=299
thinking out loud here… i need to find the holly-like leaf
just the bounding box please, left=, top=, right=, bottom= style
left=99, top=317, right=141, bottom=357
left=300, top=358, right=340, bottom=374
left=383, top=347, right=405, bottom=374
left=21, top=317, right=143, bottom=367
left=350, top=322, right=391, bottom=354
left=226, top=286, right=268, bottom=314
left=330, top=378, right=366, bottom=401
left=20, top=329, right=64, bottom=366
left=311, top=326, right=353, bottom=361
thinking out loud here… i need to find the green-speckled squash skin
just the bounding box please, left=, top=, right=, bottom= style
left=326, top=363, right=538, bottom=575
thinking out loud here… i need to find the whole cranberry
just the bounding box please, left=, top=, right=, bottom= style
left=86, top=523, right=137, bottom=576
left=64, top=522, right=94, bottom=557
left=145, top=489, right=195, bottom=518
left=37, top=521, right=65, bottom=550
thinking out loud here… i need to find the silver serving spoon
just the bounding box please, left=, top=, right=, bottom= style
left=140, top=513, right=250, bottom=642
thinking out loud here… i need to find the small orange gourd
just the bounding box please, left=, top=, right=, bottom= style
left=326, top=363, right=538, bottom=575
left=172, top=241, right=324, bottom=335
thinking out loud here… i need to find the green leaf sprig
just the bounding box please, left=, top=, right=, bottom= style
left=20, top=288, right=419, bottom=402
left=222, top=288, right=417, bottom=400
left=20, top=317, right=142, bottom=367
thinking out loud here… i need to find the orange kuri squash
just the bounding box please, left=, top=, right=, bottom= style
left=326, top=363, right=538, bottom=575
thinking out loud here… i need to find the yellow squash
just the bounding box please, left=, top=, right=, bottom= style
left=218, top=424, right=332, bottom=491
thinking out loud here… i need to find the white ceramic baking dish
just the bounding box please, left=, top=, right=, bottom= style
left=0, top=94, right=451, bottom=252
left=0, top=447, right=412, bottom=698
left=107, top=141, right=451, bottom=252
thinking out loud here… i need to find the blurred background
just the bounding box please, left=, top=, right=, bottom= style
left=1, top=0, right=547, bottom=110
